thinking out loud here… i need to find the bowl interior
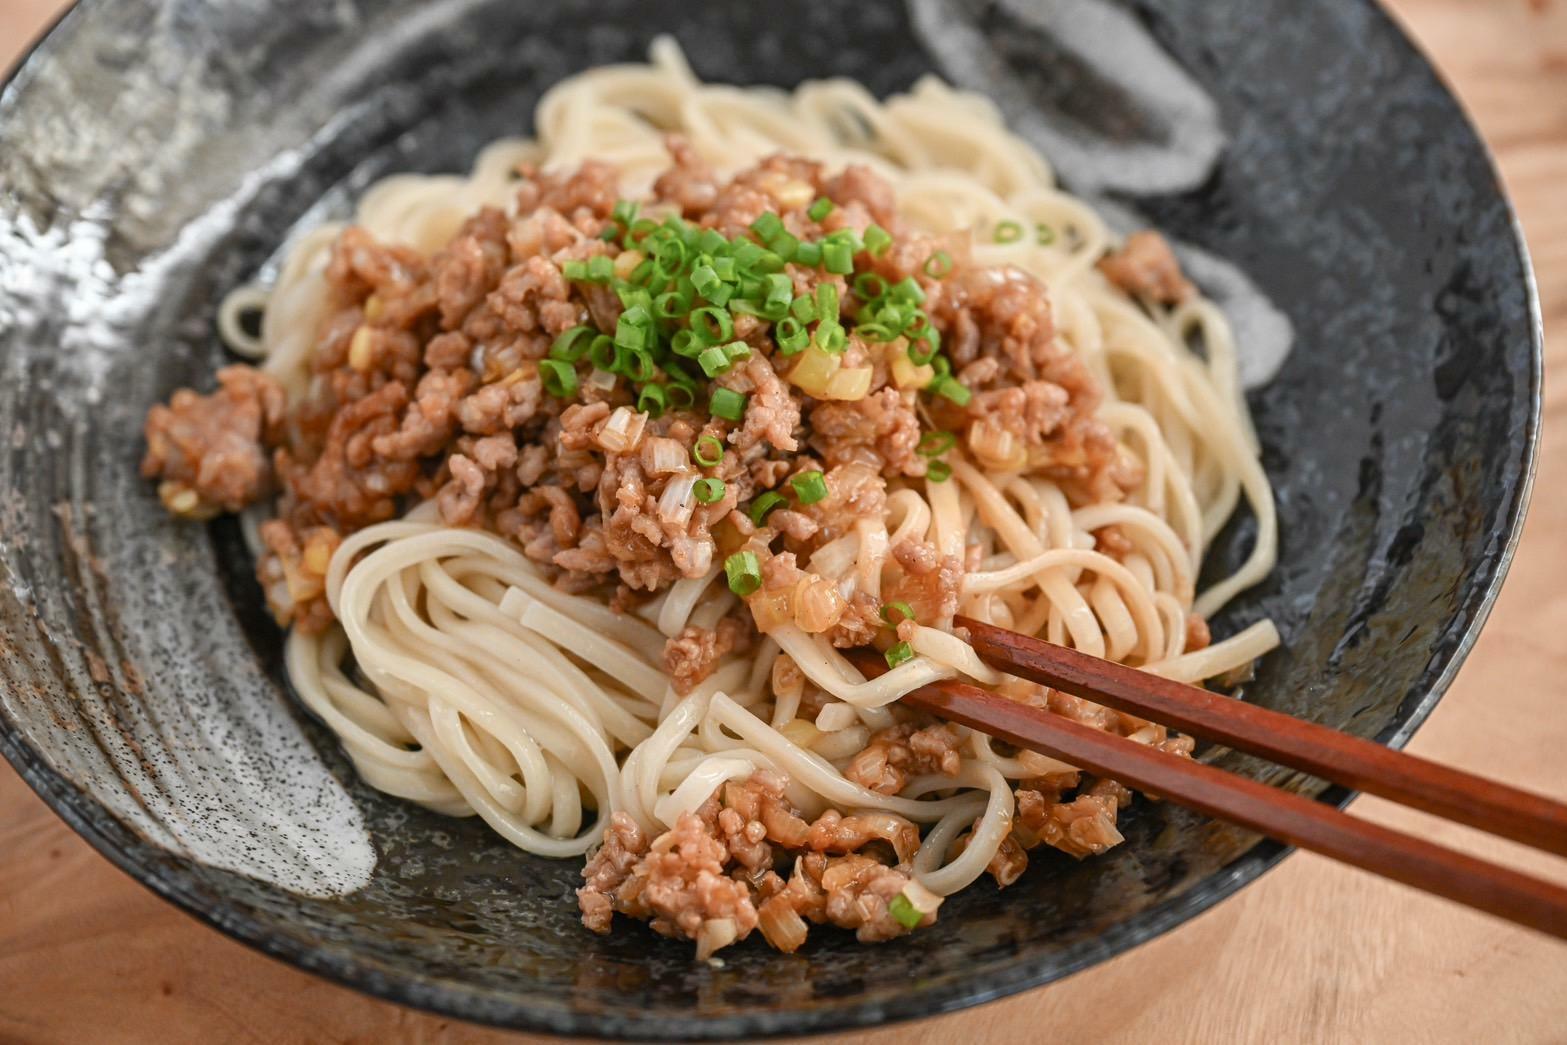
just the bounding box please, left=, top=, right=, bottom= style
left=0, top=0, right=1537, bottom=1038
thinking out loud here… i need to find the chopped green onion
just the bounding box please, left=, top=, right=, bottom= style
left=1036, top=223, right=1056, bottom=246
left=622, top=348, right=656, bottom=383
left=550, top=325, right=595, bottom=362
left=816, top=283, right=840, bottom=324
left=853, top=272, right=888, bottom=300
left=767, top=230, right=799, bottom=262
left=884, top=641, right=914, bottom=669
left=697, top=228, right=728, bottom=254
left=864, top=224, right=892, bottom=256
left=599, top=224, right=620, bottom=242
left=666, top=383, right=696, bottom=410
left=588, top=334, right=619, bottom=373
left=775, top=317, right=809, bottom=355
left=887, top=893, right=923, bottom=930
left=539, top=359, right=578, bottom=399
left=891, top=276, right=927, bottom=305
left=561, top=259, right=588, bottom=281
left=694, top=477, right=726, bottom=504
left=691, top=263, right=723, bottom=300
left=764, top=273, right=793, bottom=313
left=926, top=459, right=952, bottom=483
left=994, top=220, right=1024, bottom=244
left=924, top=251, right=953, bottom=278
left=637, top=383, right=669, bottom=417
left=611, top=199, right=639, bottom=227
left=751, top=249, right=785, bottom=275
left=614, top=305, right=651, bottom=351
left=815, top=320, right=847, bottom=354
left=669, top=329, right=702, bottom=359
left=794, top=241, right=822, bottom=267
left=749, top=491, right=786, bottom=526
left=725, top=550, right=762, bottom=596
left=751, top=212, right=784, bottom=242
left=790, top=470, right=828, bottom=505
left=587, top=254, right=614, bottom=282
left=880, top=601, right=916, bottom=626
left=917, top=430, right=956, bottom=457
left=709, top=387, right=748, bottom=422
left=723, top=340, right=752, bottom=364
left=698, top=345, right=732, bottom=378
left=690, top=307, right=734, bottom=345
left=693, top=433, right=725, bottom=467
left=790, top=294, right=818, bottom=324
left=822, top=240, right=853, bottom=275
left=932, top=376, right=972, bottom=407
left=654, top=290, right=691, bottom=320
left=808, top=196, right=835, bottom=222
left=856, top=322, right=894, bottom=343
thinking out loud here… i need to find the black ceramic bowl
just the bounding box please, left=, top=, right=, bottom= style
left=0, top=0, right=1540, bottom=1038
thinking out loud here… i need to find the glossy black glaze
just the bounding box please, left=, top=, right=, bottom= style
left=0, top=0, right=1539, bottom=1038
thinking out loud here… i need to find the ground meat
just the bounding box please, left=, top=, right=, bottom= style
left=663, top=615, right=752, bottom=695
left=1016, top=779, right=1128, bottom=859
left=845, top=722, right=963, bottom=795
left=1098, top=230, right=1194, bottom=305
left=884, top=539, right=963, bottom=626
left=797, top=852, right=928, bottom=943
left=577, top=812, right=650, bottom=934
left=807, top=388, right=922, bottom=476
left=141, top=366, right=287, bottom=517
left=653, top=135, right=720, bottom=217
left=255, top=520, right=340, bottom=633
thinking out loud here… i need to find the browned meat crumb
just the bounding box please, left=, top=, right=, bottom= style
left=663, top=615, right=753, bottom=695
left=141, top=366, right=287, bottom=517
left=1098, top=230, right=1195, bottom=305
left=844, top=722, right=963, bottom=795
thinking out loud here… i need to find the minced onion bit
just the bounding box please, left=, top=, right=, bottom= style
left=543, top=197, right=967, bottom=420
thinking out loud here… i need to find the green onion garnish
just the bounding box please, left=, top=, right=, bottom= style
left=764, top=273, right=793, bottom=313
left=815, top=320, right=847, bottom=354
left=723, top=340, right=752, bottom=364
left=667, top=383, right=696, bottom=410
left=751, top=211, right=784, bottom=242
left=611, top=199, right=639, bottom=227
left=994, top=220, right=1024, bottom=243
left=791, top=294, right=818, bottom=324
left=694, top=477, right=726, bottom=504
left=924, top=251, right=953, bottom=278
left=932, top=377, right=972, bottom=407
left=539, top=359, right=578, bottom=398
left=748, top=491, right=786, bottom=526
left=926, top=460, right=952, bottom=483
left=794, top=241, right=822, bottom=267
left=698, top=345, right=732, bottom=378
left=1036, top=223, right=1056, bottom=246
left=690, top=306, right=733, bottom=345
left=853, top=272, right=888, bottom=300
left=725, top=550, right=762, bottom=596
left=822, top=240, right=853, bottom=275
left=808, top=196, right=835, bottom=222
left=709, top=387, right=748, bottom=422
left=588, top=334, right=619, bottom=373
left=775, top=317, right=810, bottom=355
left=884, top=641, right=915, bottom=669
left=880, top=601, right=915, bottom=626
left=790, top=470, right=828, bottom=505
left=671, top=329, right=703, bottom=359
left=887, top=893, right=923, bottom=930
left=917, top=430, right=956, bottom=457
left=562, top=259, right=588, bottom=281
left=550, top=325, right=595, bottom=362
left=891, top=276, right=927, bottom=305
left=817, top=283, right=840, bottom=323
left=637, top=383, right=668, bottom=418
left=587, top=254, right=614, bottom=282
left=692, top=433, right=725, bottom=467
left=768, top=230, right=799, bottom=262
left=622, top=348, right=656, bottom=383
left=864, top=224, right=892, bottom=256
left=653, top=290, right=691, bottom=320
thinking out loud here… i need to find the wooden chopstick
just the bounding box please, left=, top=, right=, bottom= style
left=843, top=640, right=1567, bottom=941
left=956, top=616, right=1567, bottom=859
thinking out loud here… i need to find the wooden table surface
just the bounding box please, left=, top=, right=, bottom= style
left=3, top=1, right=1565, bottom=1042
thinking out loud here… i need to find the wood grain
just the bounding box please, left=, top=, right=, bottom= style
left=3, top=1, right=1566, bottom=1042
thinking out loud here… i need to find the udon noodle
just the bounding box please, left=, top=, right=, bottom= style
left=152, top=38, right=1278, bottom=955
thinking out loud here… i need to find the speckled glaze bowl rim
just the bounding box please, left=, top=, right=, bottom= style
left=0, top=0, right=1543, bottom=1038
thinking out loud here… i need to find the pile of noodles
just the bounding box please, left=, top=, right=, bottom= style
left=228, top=38, right=1278, bottom=900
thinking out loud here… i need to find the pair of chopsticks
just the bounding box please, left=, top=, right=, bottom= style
left=851, top=616, right=1567, bottom=940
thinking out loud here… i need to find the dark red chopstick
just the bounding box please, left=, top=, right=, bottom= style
left=956, top=616, right=1567, bottom=859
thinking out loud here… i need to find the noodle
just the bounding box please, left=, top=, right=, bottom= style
left=177, top=37, right=1279, bottom=954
